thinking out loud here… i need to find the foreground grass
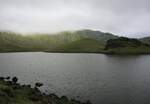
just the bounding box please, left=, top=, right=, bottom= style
left=0, top=77, right=92, bottom=104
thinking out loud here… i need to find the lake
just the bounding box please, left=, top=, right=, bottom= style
left=0, top=52, right=150, bottom=104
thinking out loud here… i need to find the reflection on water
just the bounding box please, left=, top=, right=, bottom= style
left=0, top=52, right=150, bottom=104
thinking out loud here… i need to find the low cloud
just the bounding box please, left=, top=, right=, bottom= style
left=0, top=0, right=150, bottom=37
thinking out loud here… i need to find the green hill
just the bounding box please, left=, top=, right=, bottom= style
left=0, top=30, right=117, bottom=52
left=104, top=37, right=150, bottom=54
left=73, top=29, right=118, bottom=41
left=140, top=37, right=150, bottom=44
left=1, top=30, right=150, bottom=54
left=50, top=38, right=104, bottom=53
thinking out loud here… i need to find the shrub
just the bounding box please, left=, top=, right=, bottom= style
left=12, top=77, right=18, bottom=84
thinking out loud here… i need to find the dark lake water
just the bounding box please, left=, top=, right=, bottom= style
left=0, top=52, right=150, bottom=104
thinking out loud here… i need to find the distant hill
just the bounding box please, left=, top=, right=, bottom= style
left=49, top=38, right=104, bottom=53
left=0, top=30, right=117, bottom=52
left=104, top=37, right=150, bottom=54
left=0, top=30, right=150, bottom=54
left=73, top=29, right=118, bottom=41
left=55, top=29, right=118, bottom=43
left=140, top=37, right=150, bottom=44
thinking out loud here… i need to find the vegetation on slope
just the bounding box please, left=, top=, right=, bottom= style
left=0, top=30, right=150, bottom=54
left=0, top=76, right=92, bottom=104
left=50, top=38, right=104, bottom=53
left=140, top=37, right=150, bottom=45
left=0, top=32, right=82, bottom=52
left=104, top=37, right=150, bottom=54
left=73, top=29, right=118, bottom=42
left=0, top=30, right=117, bottom=52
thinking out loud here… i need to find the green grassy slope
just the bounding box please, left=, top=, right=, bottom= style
left=73, top=29, right=118, bottom=41
left=0, top=30, right=117, bottom=53
left=1, top=30, right=150, bottom=54
left=49, top=37, right=150, bottom=54
left=0, top=32, right=30, bottom=52
left=50, top=38, right=104, bottom=53
left=0, top=32, right=82, bottom=52
left=140, top=37, right=150, bottom=44
left=104, top=37, right=150, bottom=54
left=0, top=77, right=91, bottom=104
left=0, top=79, right=37, bottom=104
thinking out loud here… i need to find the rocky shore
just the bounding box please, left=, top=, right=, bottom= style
left=0, top=76, right=92, bottom=104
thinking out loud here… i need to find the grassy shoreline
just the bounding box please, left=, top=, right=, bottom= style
left=0, top=76, right=92, bottom=104
left=1, top=51, right=150, bottom=55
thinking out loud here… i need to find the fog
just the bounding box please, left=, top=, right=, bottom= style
left=0, top=0, right=150, bottom=37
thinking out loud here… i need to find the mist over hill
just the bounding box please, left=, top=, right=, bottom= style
left=0, top=29, right=117, bottom=51
left=0, top=29, right=150, bottom=54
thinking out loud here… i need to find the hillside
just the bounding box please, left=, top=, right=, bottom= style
left=1, top=30, right=150, bottom=54
left=0, top=30, right=117, bottom=52
left=104, top=37, right=150, bottom=54
left=73, top=29, right=118, bottom=42
left=50, top=38, right=104, bottom=53
left=140, top=37, right=150, bottom=44
left=0, top=77, right=91, bottom=104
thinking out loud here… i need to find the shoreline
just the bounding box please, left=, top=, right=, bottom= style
left=1, top=51, right=150, bottom=56
left=0, top=76, right=92, bottom=104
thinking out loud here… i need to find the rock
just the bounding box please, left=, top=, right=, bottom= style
left=60, top=96, right=69, bottom=103
left=0, top=77, right=4, bottom=80
left=12, top=77, right=18, bottom=84
left=5, top=76, right=10, bottom=80
left=35, top=82, right=43, bottom=87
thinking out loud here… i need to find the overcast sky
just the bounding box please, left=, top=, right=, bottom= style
left=0, top=0, right=150, bottom=37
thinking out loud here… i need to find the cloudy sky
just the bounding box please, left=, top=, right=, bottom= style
left=0, top=0, right=150, bottom=37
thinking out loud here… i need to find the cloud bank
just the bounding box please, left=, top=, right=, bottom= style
left=0, top=0, right=150, bottom=37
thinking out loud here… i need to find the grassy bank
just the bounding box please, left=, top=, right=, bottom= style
left=0, top=76, right=92, bottom=104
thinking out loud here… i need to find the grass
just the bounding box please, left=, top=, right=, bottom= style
left=0, top=80, right=35, bottom=104
left=1, top=31, right=150, bottom=55
left=0, top=78, right=92, bottom=104
left=50, top=38, right=105, bottom=53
